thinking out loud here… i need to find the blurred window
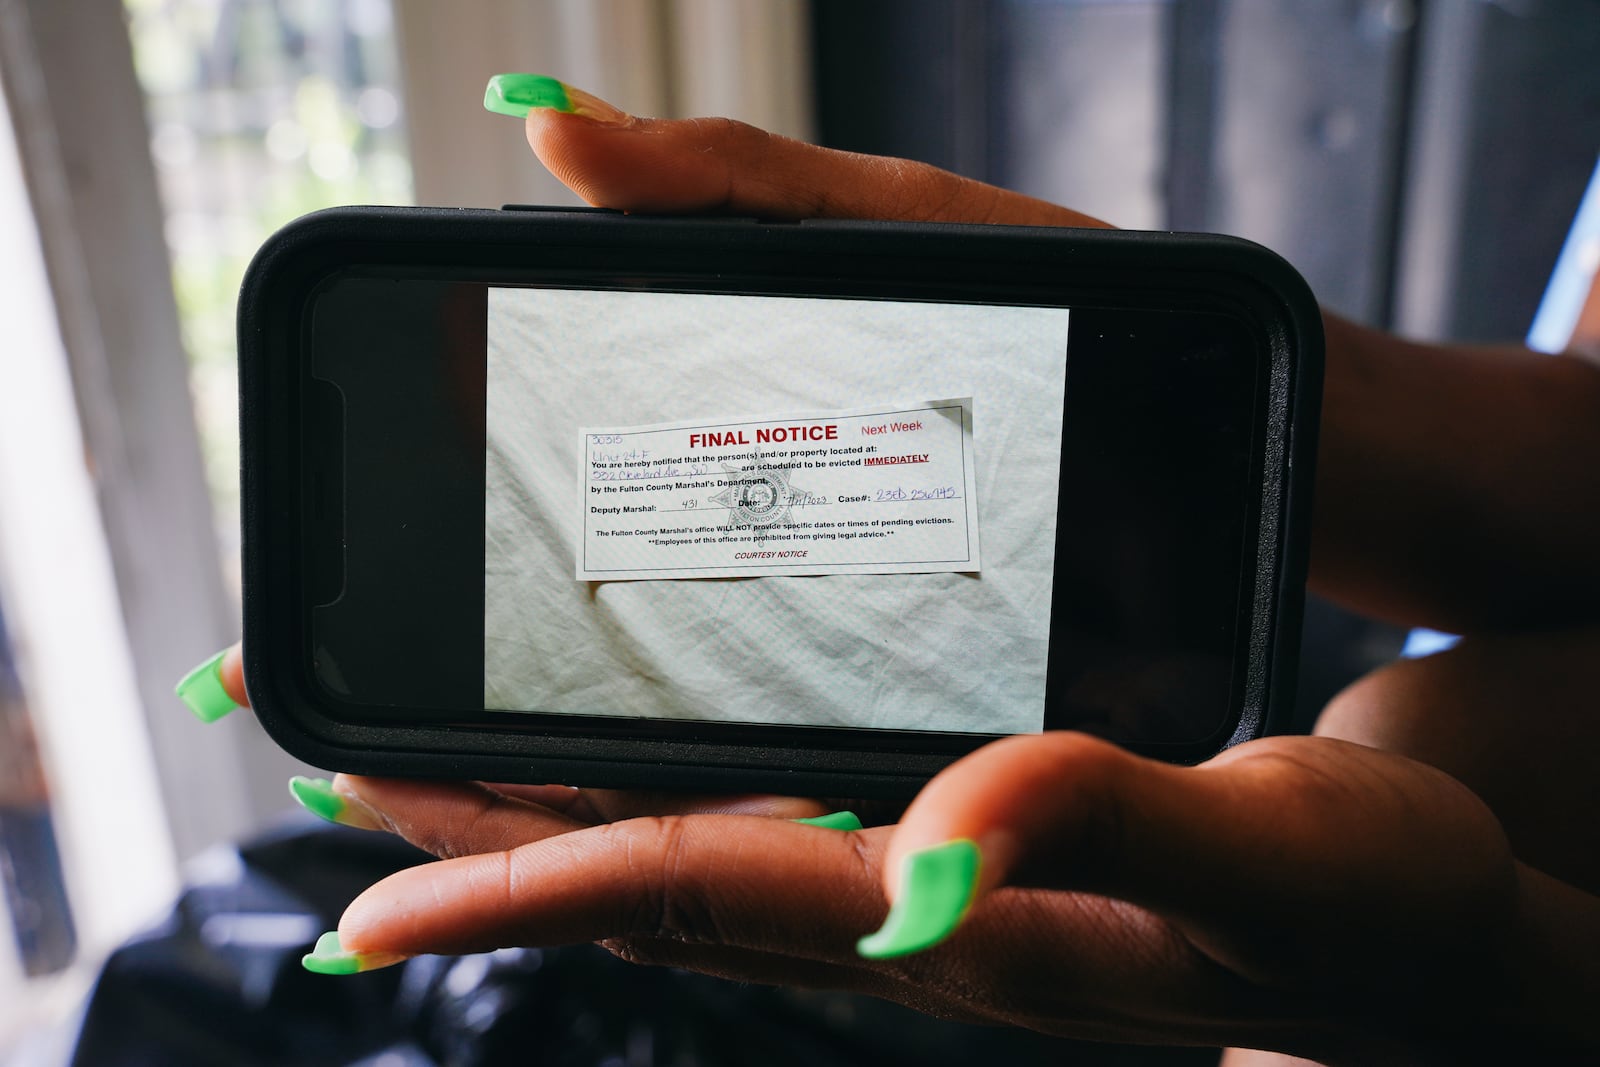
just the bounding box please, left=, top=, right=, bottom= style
left=126, top=0, right=414, bottom=583
left=0, top=3, right=415, bottom=1049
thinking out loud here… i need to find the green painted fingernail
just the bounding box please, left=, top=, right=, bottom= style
left=301, top=930, right=407, bottom=976
left=175, top=650, right=236, bottom=723
left=289, top=776, right=383, bottom=831
left=484, top=73, right=568, bottom=117
left=792, top=810, right=864, bottom=831
left=856, top=840, right=981, bottom=959
left=483, top=74, right=628, bottom=123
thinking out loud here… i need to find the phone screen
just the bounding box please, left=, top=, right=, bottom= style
left=308, top=276, right=1262, bottom=750
left=486, top=285, right=1065, bottom=735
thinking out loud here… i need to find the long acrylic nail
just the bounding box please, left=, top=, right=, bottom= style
left=483, top=73, right=629, bottom=124
left=856, top=840, right=981, bottom=959
left=288, top=777, right=385, bottom=831
left=791, top=810, right=864, bottom=831
left=175, top=650, right=237, bottom=723
left=301, top=931, right=408, bottom=976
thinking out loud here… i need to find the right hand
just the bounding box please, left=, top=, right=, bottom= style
left=274, top=675, right=1562, bottom=1062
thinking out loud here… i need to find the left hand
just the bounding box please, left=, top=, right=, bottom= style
left=315, top=729, right=1549, bottom=1062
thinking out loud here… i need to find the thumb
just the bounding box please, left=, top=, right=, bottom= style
left=217, top=643, right=247, bottom=705
left=857, top=731, right=1152, bottom=958
left=484, top=74, right=1109, bottom=228
left=857, top=731, right=1514, bottom=972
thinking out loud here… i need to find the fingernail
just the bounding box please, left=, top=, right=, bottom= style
left=301, top=930, right=408, bottom=976
left=288, top=776, right=385, bottom=831
left=483, top=73, right=628, bottom=124
left=791, top=810, right=864, bottom=831
left=856, top=840, right=981, bottom=959
left=175, top=650, right=237, bottom=723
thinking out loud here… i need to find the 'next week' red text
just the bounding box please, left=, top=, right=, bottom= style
left=860, top=418, right=925, bottom=435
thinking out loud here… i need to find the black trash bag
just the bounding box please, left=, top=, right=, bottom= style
left=68, top=819, right=1215, bottom=1067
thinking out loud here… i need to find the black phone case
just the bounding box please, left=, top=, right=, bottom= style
left=238, top=206, right=1322, bottom=796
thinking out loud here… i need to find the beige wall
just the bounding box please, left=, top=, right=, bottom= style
left=395, top=0, right=814, bottom=208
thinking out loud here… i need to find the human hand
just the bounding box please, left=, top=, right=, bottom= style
left=184, top=641, right=1569, bottom=1058
left=504, top=72, right=1600, bottom=637
left=484, top=73, right=1112, bottom=229
left=171, top=81, right=1599, bottom=1059
left=306, top=723, right=1551, bottom=1062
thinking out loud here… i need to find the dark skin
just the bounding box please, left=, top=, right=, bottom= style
left=219, top=95, right=1600, bottom=1064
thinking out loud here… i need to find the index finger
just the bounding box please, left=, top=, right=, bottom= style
left=519, top=79, right=1111, bottom=229
left=339, top=815, right=889, bottom=960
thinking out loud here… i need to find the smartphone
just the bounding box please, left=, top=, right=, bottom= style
left=238, top=206, right=1321, bottom=796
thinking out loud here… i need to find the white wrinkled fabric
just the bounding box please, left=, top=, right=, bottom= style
left=485, top=288, right=1067, bottom=734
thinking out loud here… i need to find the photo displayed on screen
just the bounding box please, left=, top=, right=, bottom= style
left=484, top=287, right=1068, bottom=734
